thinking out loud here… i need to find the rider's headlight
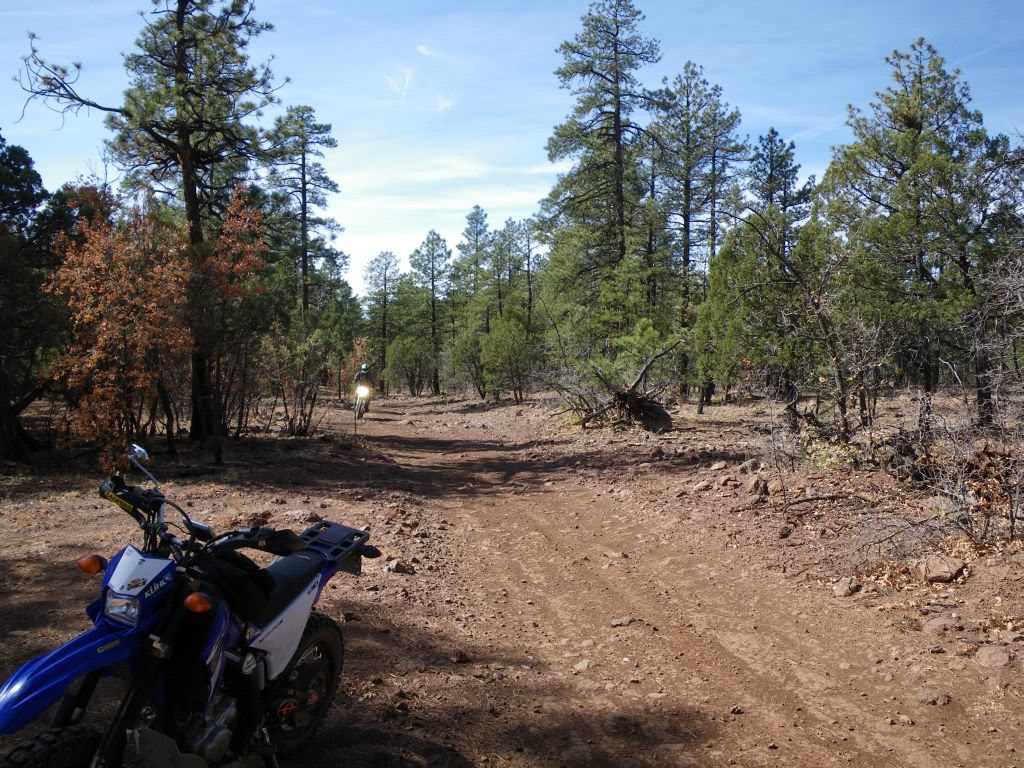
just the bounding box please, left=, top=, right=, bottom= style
left=356, top=385, right=370, bottom=397
left=104, top=592, right=140, bottom=626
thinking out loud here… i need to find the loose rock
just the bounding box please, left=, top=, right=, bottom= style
left=738, top=458, right=762, bottom=475
left=912, top=688, right=951, bottom=706
left=710, top=460, right=728, bottom=471
left=976, top=646, right=1012, bottom=669
left=923, top=617, right=961, bottom=634
left=610, top=616, right=634, bottom=628
left=914, top=556, right=965, bottom=584
left=832, top=577, right=859, bottom=598
left=387, top=559, right=416, bottom=575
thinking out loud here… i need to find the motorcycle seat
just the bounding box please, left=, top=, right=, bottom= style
left=251, top=551, right=324, bottom=627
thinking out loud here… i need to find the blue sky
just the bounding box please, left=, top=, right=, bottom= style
left=2, top=0, right=1022, bottom=293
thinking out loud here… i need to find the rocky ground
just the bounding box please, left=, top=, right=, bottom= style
left=1, top=394, right=1022, bottom=767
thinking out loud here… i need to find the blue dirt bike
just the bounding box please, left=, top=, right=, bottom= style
left=0, top=444, right=379, bottom=768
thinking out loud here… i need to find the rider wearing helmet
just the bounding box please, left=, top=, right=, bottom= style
left=353, top=363, right=372, bottom=413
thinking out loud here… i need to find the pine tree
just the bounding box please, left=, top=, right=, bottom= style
left=266, top=105, right=340, bottom=317
left=20, top=0, right=278, bottom=454
left=824, top=38, right=1015, bottom=427
left=410, top=231, right=451, bottom=394
left=546, top=0, right=660, bottom=272
left=363, top=251, right=400, bottom=377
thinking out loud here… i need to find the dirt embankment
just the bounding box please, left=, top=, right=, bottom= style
left=1, top=396, right=1022, bottom=767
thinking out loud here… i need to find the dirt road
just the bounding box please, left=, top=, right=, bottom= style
left=1, top=396, right=1021, bottom=767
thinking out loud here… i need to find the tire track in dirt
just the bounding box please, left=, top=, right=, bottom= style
left=354, top=400, right=1004, bottom=768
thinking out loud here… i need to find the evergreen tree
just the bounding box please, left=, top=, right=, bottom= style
left=0, top=132, right=48, bottom=459
left=410, top=231, right=451, bottom=394
left=546, top=0, right=660, bottom=272
left=266, top=105, right=340, bottom=317
left=21, top=0, right=278, bottom=453
left=363, top=251, right=400, bottom=376
left=824, top=38, right=1014, bottom=427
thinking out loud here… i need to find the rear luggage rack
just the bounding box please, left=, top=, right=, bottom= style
left=300, top=520, right=370, bottom=574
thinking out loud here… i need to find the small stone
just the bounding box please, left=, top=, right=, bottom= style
left=976, top=646, right=1012, bottom=669
left=710, top=460, right=728, bottom=471
left=573, top=659, right=591, bottom=673
left=449, top=650, right=472, bottom=664
left=729, top=705, right=744, bottom=715
left=692, top=480, right=713, bottom=492
left=738, top=458, right=762, bottom=475
left=923, top=616, right=961, bottom=634
left=747, top=476, right=768, bottom=497
left=833, top=577, right=858, bottom=598
left=912, top=688, right=951, bottom=706
left=387, top=560, right=416, bottom=575
left=897, top=714, right=914, bottom=726
left=779, top=526, right=793, bottom=539
left=610, top=616, right=634, bottom=628
left=914, top=556, right=966, bottom=584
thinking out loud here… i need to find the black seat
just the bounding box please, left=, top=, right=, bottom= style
left=251, top=551, right=324, bottom=627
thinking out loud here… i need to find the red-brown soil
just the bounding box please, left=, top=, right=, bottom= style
left=1, top=395, right=1022, bottom=767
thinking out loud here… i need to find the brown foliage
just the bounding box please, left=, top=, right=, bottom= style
left=49, top=205, right=191, bottom=462
left=204, top=187, right=269, bottom=435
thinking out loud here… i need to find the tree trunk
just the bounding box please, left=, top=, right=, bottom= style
left=300, top=145, right=309, bottom=317
left=156, top=377, right=176, bottom=454
left=0, top=371, right=33, bottom=461
left=175, top=0, right=218, bottom=456
left=976, top=345, right=996, bottom=427
left=781, top=370, right=800, bottom=432
left=611, top=38, right=626, bottom=266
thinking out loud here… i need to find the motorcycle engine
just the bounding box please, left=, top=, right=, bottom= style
left=184, top=693, right=238, bottom=762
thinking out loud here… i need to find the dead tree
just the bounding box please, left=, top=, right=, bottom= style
left=561, top=341, right=681, bottom=433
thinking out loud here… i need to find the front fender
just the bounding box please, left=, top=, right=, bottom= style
left=0, top=623, right=138, bottom=735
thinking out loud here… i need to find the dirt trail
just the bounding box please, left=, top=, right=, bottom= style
left=0, top=396, right=1021, bottom=768
left=317, top=399, right=1021, bottom=768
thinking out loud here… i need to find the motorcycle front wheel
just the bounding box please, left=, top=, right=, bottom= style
left=0, top=725, right=100, bottom=768
left=266, top=612, right=344, bottom=754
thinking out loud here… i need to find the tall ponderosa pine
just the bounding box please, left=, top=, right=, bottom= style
left=266, top=105, right=339, bottom=317
left=21, top=0, right=278, bottom=455
left=363, top=251, right=400, bottom=376
left=546, top=0, right=660, bottom=272
left=410, top=231, right=451, bottom=395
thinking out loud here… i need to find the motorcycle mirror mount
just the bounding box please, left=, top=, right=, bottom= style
left=128, top=443, right=160, bottom=489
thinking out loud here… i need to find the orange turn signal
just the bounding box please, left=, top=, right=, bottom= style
left=184, top=592, right=213, bottom=613
left=76, top=554, right=107, bottom=575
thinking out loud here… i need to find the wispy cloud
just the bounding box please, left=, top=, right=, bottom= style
left=415, top=44, right=436, bottom=57
left=385, top=66, right=415, bottom=98
left=436, top=94, right=456, bottom=112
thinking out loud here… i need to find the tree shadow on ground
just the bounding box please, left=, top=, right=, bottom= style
left=290, top=608, right=713, bottom=768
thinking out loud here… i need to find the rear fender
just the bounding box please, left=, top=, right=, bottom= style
left=0, top=624, right=139, bottom=735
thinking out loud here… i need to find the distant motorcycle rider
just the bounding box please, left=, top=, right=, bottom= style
left=353, top=363, right=372, bottom=413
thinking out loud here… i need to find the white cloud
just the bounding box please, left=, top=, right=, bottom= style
left=415, top=44, right=436, bottom=57
left=517, top=158, right=574, bottom=175
left=436, top=95, right=456, bottom=112
left=384, top=66, right=415, bottom=98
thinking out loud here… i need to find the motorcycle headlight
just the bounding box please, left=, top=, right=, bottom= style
left=356, top=385, right=370, bottom=397
left=104, top=592, right=140, bottom=626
